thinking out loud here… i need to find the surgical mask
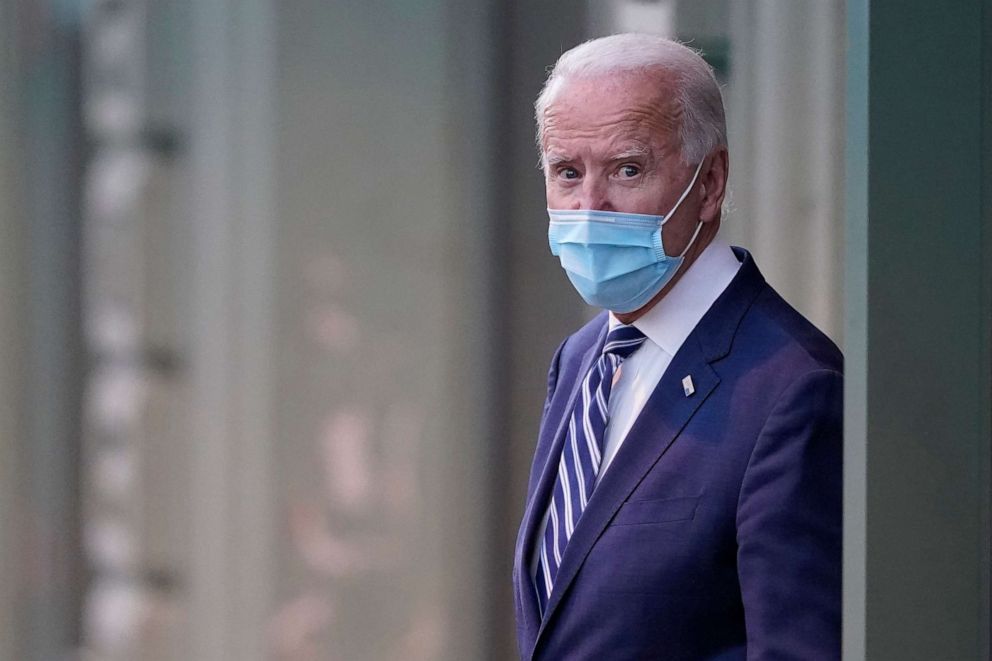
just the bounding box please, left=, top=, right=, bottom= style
left=547, top=160, right=704, bottom=313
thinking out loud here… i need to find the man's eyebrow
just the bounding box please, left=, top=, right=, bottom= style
left=544, top=152, right=572, bottom=167
left=608, top=146, right=650, bottom=161
left=544, top=147, right=650, bottom=166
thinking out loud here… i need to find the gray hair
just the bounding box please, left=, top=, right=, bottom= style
left=535, top=33, right=727, bottom=167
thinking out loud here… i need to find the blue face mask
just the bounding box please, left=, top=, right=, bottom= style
left=547, top=160, right=704, bottom=313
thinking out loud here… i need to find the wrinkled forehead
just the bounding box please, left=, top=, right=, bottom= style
left=541, top=70, right=682, bottom=153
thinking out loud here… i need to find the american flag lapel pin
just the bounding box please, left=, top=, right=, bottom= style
left=682, top=375, right=695, bottom=397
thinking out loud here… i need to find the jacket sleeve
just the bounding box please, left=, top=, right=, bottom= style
left=736, top=369, right=843, bottom=660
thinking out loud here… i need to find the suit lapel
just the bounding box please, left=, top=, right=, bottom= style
left=534, top=336, right=719, bottom=644
left=515, top=321, right=608, bottom=652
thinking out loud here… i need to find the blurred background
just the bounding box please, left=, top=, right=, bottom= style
left=0, top=0, right=844, bottom=659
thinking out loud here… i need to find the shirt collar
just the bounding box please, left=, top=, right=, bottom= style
left=609, top=236, right=741, bottom=356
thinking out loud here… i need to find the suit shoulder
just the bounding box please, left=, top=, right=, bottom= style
left=743, top=286, right=843, bottom=374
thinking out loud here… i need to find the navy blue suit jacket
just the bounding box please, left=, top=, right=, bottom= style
left=513, top=249, right=842, bottom=660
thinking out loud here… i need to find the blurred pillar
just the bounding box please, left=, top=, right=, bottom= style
left=186, top=0, right=276, bottom=659
left=726, top=0, right=845, bottom=342
left=0, top=4, right=26, bottom=659
left=80, top=1, right=278, bottom=658
left=844, top=0, right=992, bottom=658
left=3, top=3, right=88, bottom=659
left=80, top=1, right=158, bottom=659
left=446, top=3, right=503, bottom=657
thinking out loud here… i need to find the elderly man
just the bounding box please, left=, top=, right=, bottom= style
left=512, top=34, right=842, bottom=660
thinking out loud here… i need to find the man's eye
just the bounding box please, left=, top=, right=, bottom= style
left=559, top=167, right=579, bottom=180
left=619, top=165, right=641, bottom=178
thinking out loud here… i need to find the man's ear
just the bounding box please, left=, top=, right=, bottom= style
left=700, top=149, right=729, bottom=223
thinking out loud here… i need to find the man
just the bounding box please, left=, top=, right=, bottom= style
left=512, top=34, right=842, bottom=660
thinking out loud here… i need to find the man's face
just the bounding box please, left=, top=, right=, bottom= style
left=542, top=71, right=702, bottom=259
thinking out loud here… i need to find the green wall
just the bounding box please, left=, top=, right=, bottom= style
left=845, top=0, right=992, bottom=658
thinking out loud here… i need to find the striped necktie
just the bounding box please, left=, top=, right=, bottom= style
left=534, top=323, right=647, bottom=615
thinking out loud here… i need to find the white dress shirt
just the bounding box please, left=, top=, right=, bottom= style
left=596, top=236, right=741, bottom=482
left=531, top=237, right=741, bottom=579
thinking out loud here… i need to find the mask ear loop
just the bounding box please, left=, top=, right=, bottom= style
left=659, top=159, right=706, bottom=226
left=660, top=159, right=706, bottom=259
left=678, top=220, right=705, bottom=258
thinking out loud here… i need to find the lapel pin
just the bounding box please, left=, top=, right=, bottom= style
left=682, top=375, right=695, bottom=397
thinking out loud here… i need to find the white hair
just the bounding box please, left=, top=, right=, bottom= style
left=535, top=33, right=727, bottom=167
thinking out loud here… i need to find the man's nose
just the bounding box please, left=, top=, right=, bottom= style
left=574, top=177, right=613, bottom=211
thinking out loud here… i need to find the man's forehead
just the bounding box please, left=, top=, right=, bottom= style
left=541, top=72, right=680, bottom=149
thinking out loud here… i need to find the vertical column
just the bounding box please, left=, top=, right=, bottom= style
left=80, top=2, right=155, bottom=659
left=19, top=3, right=87, bottom=658
left=443, top=3, right=501, bottom=657
left=186, top=1, right=233, bottom=656
left=187, top=0, right=276, bottom=658
left=0, top=5, right=25, bottom=658
left=844, top=0, right=992, bottom=658
left=727, top=0, right=845, bottom=342
left=843, top=0, right=869, bottom=656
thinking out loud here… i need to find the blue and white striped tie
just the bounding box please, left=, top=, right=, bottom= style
left=534, top=324, right=647, bottom=615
